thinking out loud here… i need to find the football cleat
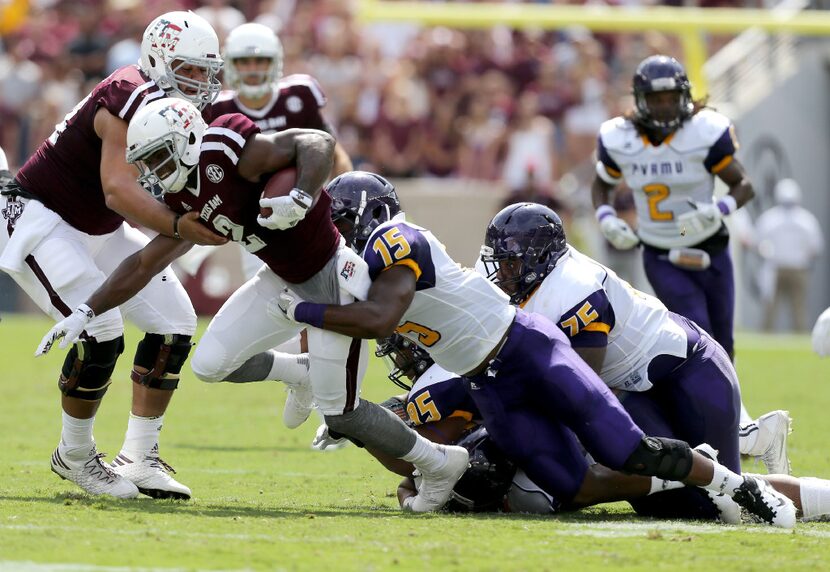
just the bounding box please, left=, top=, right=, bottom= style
left=732, top=475, right=796, bottom=528
left=706, top=490, right=742, bottom=525
left=403, top=445, right=470, bottom=513
left=110, top=447, right=191, bottom=500
left=283, top=375, right=315, bottom=429
left=741, top=410, right=792, bottom=474
left=51, top=443, right=139, bottom=499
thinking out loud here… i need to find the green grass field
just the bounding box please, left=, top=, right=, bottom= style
left=2, top=315, right=830, bottom=571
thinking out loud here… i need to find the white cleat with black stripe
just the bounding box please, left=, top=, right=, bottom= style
left=740, top=410, right=792, bottom=475
left=110, top=446, right=192, bottom=500
left=51, top=443, right=139, bottom=499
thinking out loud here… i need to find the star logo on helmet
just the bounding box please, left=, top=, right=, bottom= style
left=206, top=164, right=224, bottom=183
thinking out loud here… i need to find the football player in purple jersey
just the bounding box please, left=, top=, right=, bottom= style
left=0, top=11, right=228, bottom=500
left=36, top=99, right=471, bottom=513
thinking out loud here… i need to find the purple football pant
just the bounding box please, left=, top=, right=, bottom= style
left=621, top=315, right=742, bottom=520
left=642, top=245, right=735, bottom=358
left=463, top=310, right=645, bottom=502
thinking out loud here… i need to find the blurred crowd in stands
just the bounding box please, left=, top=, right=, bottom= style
left=0, top=0, right=758, bottom=203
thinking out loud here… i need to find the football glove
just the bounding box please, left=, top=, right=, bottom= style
left=311, top=423, right=350, bottom=451
left=267, top=289, right=302, bottom=322
left=257, top=189, right=313, bottom=231
left=599, top=215, right=640, bottom=250
left=812, top=307, right=830, bottom=357
left=35, top=304, right=94, bottom=356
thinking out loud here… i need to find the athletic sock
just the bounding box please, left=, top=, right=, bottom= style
left=268, top=351, right=309, bottom=385
left=121, top=413, right=163, bottom=458
left=61, top=411, right=94, bottom=449
left=800, top=477, right=830, bottom=521
left=705, top=461, right=745, bottom=496
left=648, top=477, right=685, bottom=496
left=402, top=433, right=447, bottom=473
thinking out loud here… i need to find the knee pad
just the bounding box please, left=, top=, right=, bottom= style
left=131, top=333, right=193, bottom=390
left=623, top=436, right=693, bottom=482
left=59, top=336, right=125, bottom=401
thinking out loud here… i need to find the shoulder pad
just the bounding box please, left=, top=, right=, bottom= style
left=671, top=109, right=732, bottom=152
left=279, top=74, right=327, bottom=107
left=599, top=116, right=643, bottom=155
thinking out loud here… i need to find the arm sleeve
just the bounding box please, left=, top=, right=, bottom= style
left=596, top=135, right=623, bottom=183
left=704, top=125, right=739, bottom=174
left=557, top=289, right=615, bottom=348
left=363, top=223, right=436, bottom=290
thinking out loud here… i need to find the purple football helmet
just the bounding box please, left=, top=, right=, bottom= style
left=632, top=55, right=693, bottom=136
left=374, top=333, right=433, bottom=391
left=481, top=202, right=567, bottom=305
left=328, top=171, right=401, bottom=252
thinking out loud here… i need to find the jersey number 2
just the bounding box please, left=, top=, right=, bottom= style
left=212, top=215, right=266, bottom=253
left=643, top=184, right=674, bottom=221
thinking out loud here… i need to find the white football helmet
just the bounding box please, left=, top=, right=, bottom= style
left=140, top=11, right=223, bottom=109
left=126, top=99, right=205, bottom=196
left=223, top=23, right=283, bottom=99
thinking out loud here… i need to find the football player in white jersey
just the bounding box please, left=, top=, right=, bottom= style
left=277, top=170, right=796, bottom=527
left=481, top=202, right=791, bottom=481
left=591, top=55, right=754, bottom=364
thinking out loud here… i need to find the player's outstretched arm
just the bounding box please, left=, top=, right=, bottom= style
left=238, top=128, right=335, bottom=202
left=36, top=231, right=193, bottom=355
left=283, top=265, right=416, bottom=339
left=85, top=230, right=193, bottom=316
left=94, top=108, right=227, bottom=246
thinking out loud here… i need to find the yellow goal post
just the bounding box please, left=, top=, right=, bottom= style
left=357, top=0, right=830, bottom=97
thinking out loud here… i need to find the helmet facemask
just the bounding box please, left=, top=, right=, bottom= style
left=375, top=334, right=433, bottom=391
left=126, top=99, right=205, bottom=197
left=128, top=132, right=196, bottom=197
left=167, top=57, right=223, bottom=110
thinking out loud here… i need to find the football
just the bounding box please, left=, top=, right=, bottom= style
left=260, top=166, right=298, bottom=218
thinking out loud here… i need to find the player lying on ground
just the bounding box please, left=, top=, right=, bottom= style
left=37, top=100, right=470, bottom=512
left=274, top=171, right=796, bottom=527
left=368, top=334, right=830, bottom=522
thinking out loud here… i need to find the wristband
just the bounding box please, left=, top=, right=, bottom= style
left=717, top=195, right=738, bottom=216
left=172, top=214, right=182, bottom=239
left=595, top=204, right=617, bottom=223
left=294, top=302, right=326, bottom=329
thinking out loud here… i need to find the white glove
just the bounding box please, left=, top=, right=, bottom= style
left=599, top=215, right=639, bottom=250
left=257, top=189, right=313, bottom=231
left=35, top=304, right=94, bottom=356
left=267, top=288, right=302, bottom=322
left=311, top=423, right=349, bottom=451
left=812, top=307, right=830, bottom=357
left=687, top=199, right=723, bottom=223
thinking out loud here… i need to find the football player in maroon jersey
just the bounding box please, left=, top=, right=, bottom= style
left=191, top=22, right=354, bottom=284
left=36, top=98, right=471, bottom=513
left=0, top=11, right=227, bottom=500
